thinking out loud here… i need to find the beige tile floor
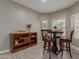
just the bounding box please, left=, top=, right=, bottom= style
left=0, top=42, right=79, bottom=59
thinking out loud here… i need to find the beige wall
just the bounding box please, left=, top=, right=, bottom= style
left=0, top=0, right=41, bottom=51
left=70, top=1, right=79, bottom=15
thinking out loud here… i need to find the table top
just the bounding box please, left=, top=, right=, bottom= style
left=48, top=30, right=63, bottom=33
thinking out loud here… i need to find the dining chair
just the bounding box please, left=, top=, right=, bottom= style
left=41, top=29, right=53, bottom=59
left=59, top=29, right=74, bottom=57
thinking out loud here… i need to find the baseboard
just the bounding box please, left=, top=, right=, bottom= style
left=71, top=45, right=79, bottom=54
left=0, top=49, right=10, bottom=54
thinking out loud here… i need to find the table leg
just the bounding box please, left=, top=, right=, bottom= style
left=52, top=34, right=58, bottom=55
left=53, top=38, right=58, bottom=55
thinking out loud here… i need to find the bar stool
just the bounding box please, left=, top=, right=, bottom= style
left=59, top=29, right=74, bottom=57
left=41, top=29, right=53, bottom=59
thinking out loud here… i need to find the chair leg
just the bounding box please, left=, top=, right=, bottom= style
left=61, top=49, right=63, bottom=57
left=43, top=41, right=52, bottom=59
left=66, top=43, right=69, bottom=53
left=49, top=50, right=51, bottom=59
left=68, top=43, right=72, bottom=58
left=43, top=41, right=46, bottom=54
left=61, top=42, right=64, bottom=57
left=48, top=42, right=51, bottom=59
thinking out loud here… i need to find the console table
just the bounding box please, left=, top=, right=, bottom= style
left=10, top=32, right=37, bottom=53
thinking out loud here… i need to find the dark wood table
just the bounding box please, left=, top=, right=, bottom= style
left=49, top=31, right=63, bottom=55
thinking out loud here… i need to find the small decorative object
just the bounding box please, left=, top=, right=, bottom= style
left=27, top=24, right=31, bottom=32
left=15, top=40, right=18, bottom=45
left=53, top=26, right=57, bottom=31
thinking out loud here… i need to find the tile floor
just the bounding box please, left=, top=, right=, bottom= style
left=0, top=41, right=79, bottom=59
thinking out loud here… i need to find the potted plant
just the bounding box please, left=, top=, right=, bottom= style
left=27, top=24, right=31, bottom=32
left=53, top=26, right=57, bottom=31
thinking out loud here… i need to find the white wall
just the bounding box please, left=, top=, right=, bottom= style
left=0, top=0, right=41, bottom=51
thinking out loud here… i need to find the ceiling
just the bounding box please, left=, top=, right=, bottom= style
left=12, top=0, right=78, bottom=13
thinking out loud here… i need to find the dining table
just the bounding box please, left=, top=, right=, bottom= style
left=48, top=30, right=63, bottom=55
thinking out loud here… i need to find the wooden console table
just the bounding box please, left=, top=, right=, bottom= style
left=10, top=32, right=37, bottom=53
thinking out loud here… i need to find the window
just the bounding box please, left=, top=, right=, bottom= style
left=71, top=13, right=79, bottom=39
left=51, top=19, right=66, bottom=36
left=41, top=20, right=49, bottom=29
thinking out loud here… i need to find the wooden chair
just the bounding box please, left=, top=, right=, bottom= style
left=41, top=29, right=53, bottom=59
left=59, top=29, right=74, bottom=57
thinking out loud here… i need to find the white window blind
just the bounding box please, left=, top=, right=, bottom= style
left=42, top=20, right=49, bottom=29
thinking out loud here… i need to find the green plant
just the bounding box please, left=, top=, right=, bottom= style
left=27, top=24, right=31, bottom=28
left=53, top=26, right=57, bottom=29
left=27, top=24, right=31, bottom=32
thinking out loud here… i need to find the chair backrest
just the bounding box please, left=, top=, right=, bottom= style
left=70, top=29, right=74, bottom=42
left=41, top=29, right=52, bottom=41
